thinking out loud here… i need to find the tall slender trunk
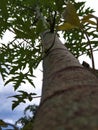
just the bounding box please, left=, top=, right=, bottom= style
left=33, top=32, right=98, bottom=130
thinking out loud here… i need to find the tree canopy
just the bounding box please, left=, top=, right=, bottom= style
left=0, top=0, right=98, bottom=109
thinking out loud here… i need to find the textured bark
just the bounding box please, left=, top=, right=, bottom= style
left=33, top=32, right=98, bottom=130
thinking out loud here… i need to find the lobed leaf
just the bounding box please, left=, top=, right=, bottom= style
left=10, top=91, right=37, bottom=110
left=63, top=2, right=81, bottom=27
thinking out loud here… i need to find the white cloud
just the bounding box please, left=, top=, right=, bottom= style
left=4, top=119, right=15, bottom=124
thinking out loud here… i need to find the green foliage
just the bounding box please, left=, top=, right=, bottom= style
left=15, top=104, right=38, bottom=129
left=0, top=40, right=41, bottom=89
left=0, top=0, right=98, bottom=109
left=0, top=0, right=10, bottom=37
left=57, top=1, right=98, bottom=69
left=8, top=90, right=37, bottom=110
left=61, top=1, right=98, bottom=58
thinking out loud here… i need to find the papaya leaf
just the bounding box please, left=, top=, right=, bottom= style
left=55, top=0, right=64, bottom=12
left=57, top=22, right=78, bottom=31
left=28, top=93, right=37, bottom=101
left=62, top=1, right=81, bottom=27
left=12, top=100, right=21, bottom=110
left=81, top=14, right=98, bottom=29
left=18, top=90, right=28, bottom=95
left=4, top=78, right=14, bottom=86
left=82, top=14, right=94, bottom=21
left=85, top=19, right=97, bottom=26
left=28, top=95, right=33, bottom=102
left=0, top=0, right=9, bottom=20
left=81, top=14, right=96, bottom=23
left=5, top=72, right=26, bottom=90
left=12, top=98, right=26, bottom=110
left=26, top=77, right=36, bottom=88
left=10, top=91, right=37, bottom=110
left=13, top=28, right=31, bottom=39
left=0, top=65, right=8, bottom=80
left=58, top=2, right=82, bottom=31
left=9, top=66, right=19, bottom=74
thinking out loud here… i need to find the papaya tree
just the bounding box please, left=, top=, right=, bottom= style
left=0, top=0, right=98, bottom=129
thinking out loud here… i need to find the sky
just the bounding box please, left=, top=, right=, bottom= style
left=0, top=0, right=98, bottom=129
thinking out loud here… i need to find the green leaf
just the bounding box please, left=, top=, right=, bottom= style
left=13, top=79, right=24, bottom=90
left=10, top=91, right=37, bottom=110
left=13, top=28, right=31, bottom=39
left=12, top=100, right=20, bottom=110
left=55, top=0, right=64, bottom=12
left=28, top=95, right=33, bottom=101
left=26, top=77, right=36, bottom=88
left=0, top=0, right=8, bottom=19
left=36, top=20, right=46, bottom=34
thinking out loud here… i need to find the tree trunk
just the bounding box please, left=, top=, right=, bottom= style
left=33, top=32, right=98, bottom=130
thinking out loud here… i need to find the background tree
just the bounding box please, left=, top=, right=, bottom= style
left=15, top=104, right=38, bottom=130
left=0, top=0, right=98, bottom=129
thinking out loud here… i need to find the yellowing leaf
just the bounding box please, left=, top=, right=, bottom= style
left=81, top=14, right=94, bottom=22
left=82, top=19, right=97, bottom=25
left=58, top=22, right=78, bottom=31
left=81, top=14, right=97, bottom=26
left=63, top=2, right=81, bottom=27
